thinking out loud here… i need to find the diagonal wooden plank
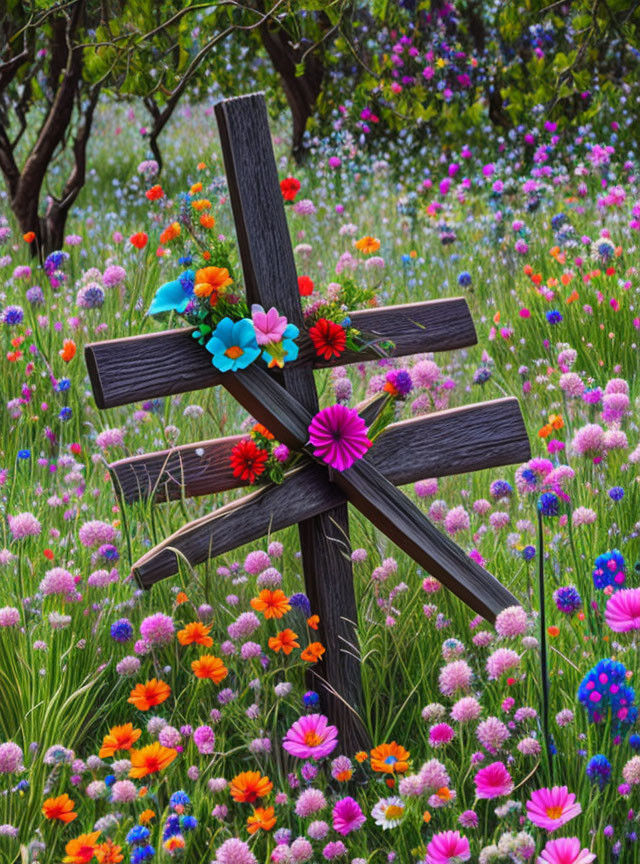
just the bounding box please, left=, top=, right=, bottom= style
left=111, top=397, right=529, bottom=504
left=84, top=298, right=475, bottom=409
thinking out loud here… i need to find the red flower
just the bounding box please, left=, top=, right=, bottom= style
left=230, top=439, right=269, bottom=483
left=309, top=318, right=347, bottom=360
left=130, top=232, right=148, bottom=249
left=280, top=177, right=301, bottom=202
left=145, top=185, right=164, bottom=201
left=298, top=276, right=314, bottom=297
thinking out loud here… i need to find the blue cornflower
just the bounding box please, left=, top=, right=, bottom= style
left=629, top=734, right=640, bottom=751
left=597, top=242, right=614, bottom=261
left=303, top=690, right=320, bottom=708
left=131, top=845, right=155, bottom=863
left=56, top=378, right=71, bottom=392
left=162, top=814, right=181, bottom=840
left=522, top=546, right=536, bottom=561
left=17, top=450, right=31, bottom=460
left=401, top=254, right=411, bottom=264
left=538, top=492, right=559, bottom=516
left=59, top=406, right=72, bottom=421
left=593, top=550, right=626, bottom=591
left=127, top=826, right=151, bottom=846
left=551, top=213, right=567, bottom=230
left=586, top=754, right=612, bottom=788
left=553, top=585, right=582, bottom=615
left=110, top=618, right=133, bottom=643
left=457, top=271, right=472, bottom=287
left=578, top=659, right=637, bottom=731
left=289, top=593, right=311, bottom=617
left=105, top=774, right=116, bottom=787
left=490, top=479, right=512, bottom=499
left=170, top=791, right=190, bottom=810
left=2, top=305, right=24, bottom=326
left=473, top=366, right=492, bottom=385
left=99, top=544, right=119, bottom=562
left=181, top=815, right=197, bottom=832
left=546, top=310, right=563, bottom=325
left=609, top=486, right=625, bottom=501
left=178, top=255, right=193, bottom=266
left=44, top=250, right=67, bottom=274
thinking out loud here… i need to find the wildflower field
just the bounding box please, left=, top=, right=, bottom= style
left=2, top=15, right=640, bottom=864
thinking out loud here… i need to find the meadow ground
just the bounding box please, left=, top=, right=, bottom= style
left=1, top=99, right=639, bottom=864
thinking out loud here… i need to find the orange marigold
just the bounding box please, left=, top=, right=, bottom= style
left=300, top=641, right=325, bottom=663
left=307, top=614, right=319, bottom=630
left=42, top=793, right=77, bottom=823
left=354, top=235, right=381, bottom=254
left=268, top=629, right=299, bottom=655
left=23, top=231, right=36, bottom=243
left=128, top=678, right=171, bottom=711
left=139, top=810, right=155, bottom=824
left=178, top=621, right=213, bottom=647
left=59, top=339, right=76, bottom=362
left=129, top=742, right=177, bottom=778
left=193, top=266, right=233, bottom=305
left=370, top=741, right=410, bottom=775
left=63, top=832, right=101, bottom=864
left=247, top=806, right=277, bottom=834
left=250, top=589, right=291, bottom=619
left=99, top=723, right=141, bottom=758
left=191, top=198, right=212, bottom=211
left=94, top=839, right=124, bottom=864
left=200, top=214, right=216, bottom=229
left=159, top=222, right=181, bottom=244
left=191, top=654, right=228, bottom=683
left=230, top=771, right=273, bottom=803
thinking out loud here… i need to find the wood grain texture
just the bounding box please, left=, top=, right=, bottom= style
left=84, top=298, right=476, bottom=410
left=112, top=397, right=529, bottom=504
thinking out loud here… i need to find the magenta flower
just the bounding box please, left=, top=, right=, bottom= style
left=526, top=786, right=581, bottom=831
left=605, top=588, right=640, bottom=632
left=332, top=796, right=366, bottom=835
left=473, top=761, right=513, bottom=799
left=426, top=830, right=470, bottom=864
left=282, top=714, right=338, bottom=759
left=537, top=838, right=595, bottom=864
left=308, top=404, right=371, bottom=472
left=251, top=305, right=288, bottom=345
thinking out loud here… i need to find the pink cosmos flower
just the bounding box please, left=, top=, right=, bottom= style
left=308, top=404, right=371, bottom=471
left=473, top=761, right=513, bottom=798
left=251, top=305, right=288, bottom=346
left=605, top=588, right=640, bottom=632
left=537, top=838, right=595, bottom=864
left=332, top=796, right=366, bottom=835
left=426, top=830, right=471, bottom=864
left=282, top=714, right=338, bottom=759
left=526, top=786, right=582, bottom=831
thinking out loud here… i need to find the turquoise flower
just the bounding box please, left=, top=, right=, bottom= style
left=148, top=270, right=195, bottom=315
left=261, top=323, right=300, bottom=368
left=205, top=317, right=261, bottom=372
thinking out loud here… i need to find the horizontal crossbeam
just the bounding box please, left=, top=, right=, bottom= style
left=111, top=397, right=529, bottom=503
left=84, top=297, right=476, bottom=409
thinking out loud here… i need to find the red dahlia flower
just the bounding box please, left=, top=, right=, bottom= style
left=309, top=318, right=347, bottom=360
left=297, top=275, right=314, bottom=297
left=230, top=439, right=269, bottom=483
left=280, top=177, right=301, bottom=201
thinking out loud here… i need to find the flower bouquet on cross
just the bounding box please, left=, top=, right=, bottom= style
left=144, top=171, right=408, bottom=486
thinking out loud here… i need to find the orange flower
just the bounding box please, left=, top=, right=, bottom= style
left=523, top=264, right=533, bottom=276
left=370, top=741, right=410, bottom=775
left=250, top=589, right=291, bottom=619
left=531, top=273, right=542, bottom=286
left=197, top=162, right=206, bottom=170
left=94, top=839, right=123, bottom=864
left=129, top=742, right=177, bottom=778
left=268, top=629, right=299, bottom=655
left=159, top=222, right=181, bottom=244
left=200, top=214, right=216, bottom=229
left=567, top=290, right=579, bottom=303
left=191, top=198, right=212, bottom=211
left=538, top=424, right=552, bottom=439
left=42, top=793, right=77, bottom=823
left=547, top=625, right=560, bottom=637
left=247, top=806, right=276, bottom=834
left=145, top=185, right=164, bottom=201
left=355, top=751, right=368, bottom=763
left=23, top=231, right=36, bottom=243
left=355, top=235, right=381, bottom=254
left=190, top=181, right=203, bottom=194
left=130, top=232, right=148, bottom=249
left=191, top=654, right=228, bottom=683
left=423, top=810, right=432, bottom=824
left=176, top=591, right=188, bottom=604
left=139, top=809, right=155, bottom=824
left=230, top=771, right=273, bottom=803
left=435, top=786, right=453, bottom=802
left=178, top=621, right=213, bottom=647
left=193, top=266, right=232, bottom=305
left=164, top=837, right=185, bottom=852
left=63, top=832, right=101, bottom=863
left=99, top=723, right=141, bottom=758
left=301, top=641, right=325, bottom=663
left=128, top=678, right=171, bottom=711
left=59, top=339, right=76, bottom=362
left=252, top=423, right=274, bottom=440
left=334, top=767, right=352, bottom=782
left=307, top=615, right=319, bottom=630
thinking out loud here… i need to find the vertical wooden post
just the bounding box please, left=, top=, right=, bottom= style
left=215, top=94, right=370, bottom=749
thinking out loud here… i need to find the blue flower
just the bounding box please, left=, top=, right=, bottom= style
left=99, top=544, right=119, bottom=562
left=162, top=814, right=181, bottom=840
left=17, top=450, right=31, bottom=460
left=289, top=593, right=311, bottom=616
left=131, top=845, right=155, bottom=863
left=457, top=271, right=472, bottom=287
left=586, top=754, right=612, bottom=788
left=56, top=378, right=71, bottom=392
left=205, top=318, right=260, bottom=372
left=110, top=618, right=133, bottom=643
left=127, top=826, right=151, bottom=846
left=553, top=585, right=582, bottom=615
left=2, top=305, right=24, bottom=325
left=59, top=406, right=72, bottom=421
left=578, top=659, right=637, bottom=731
left=490, top=479, right=512, bottom=499
left=105, top=774, right=116, bottom=787
left=538, top=492, right=559, bottom=516
left=630, top=734, right=640, bottom=751
left=180, top=815, right=197, bottom=832
left=303, top=690, right=319, bottom=708
left=170, top=791, right=190, bottom=810
left=546, top=310, right=563, bottom=325
left=609, top=486, right=624, bottom=501
left=522, top=546, right=536, bottom=561
left=148, top=270, right=195, bottom=315
left=593, top=550, right=625, bottom=590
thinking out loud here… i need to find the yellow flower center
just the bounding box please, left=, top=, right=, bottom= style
left=385, top=805, right=404, bottom=820
left=225, top=345, right=244, bottom=360
left=546, top=805, right=564, bottom=820
left=304, top=731, right=323, bottom=747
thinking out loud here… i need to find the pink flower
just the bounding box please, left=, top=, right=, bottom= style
left=139, top=612, right=174, bottom=645
left=308, top=405, right=371, bottom=472
left=537, top=838, right=595, bottom=864
left=486, top=648, right=521, bottom=679
left=283, top=714, right=338, bottom=760
left=295, top=788, right=327, bottom=817
left=7, top=512, right=41, bottom=539
left=495, top=605, right=528, bottom=637
left=526, top=786, right=582, bottom=831
left=425, top=830, right=470, bottom=864
left=605, top=588, right=640, bottom=632
left=251, top=305, right=288, bottom=346
left=429, top=723, right=455, bottom=747
left=332, top=796, right=366, bottom=835
left=213, top=838, right=257, bottom=864
left=474, top=761, right=513, bottom=799
left=438, top=660, right=473, bottom=697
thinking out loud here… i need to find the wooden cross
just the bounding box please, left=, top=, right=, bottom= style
left=85, top=93, right=530, bottom=750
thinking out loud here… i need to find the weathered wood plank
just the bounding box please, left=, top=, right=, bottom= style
left=111, top=397, right=529, bottom=504
left=84, top=297, right=475, bottom=409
